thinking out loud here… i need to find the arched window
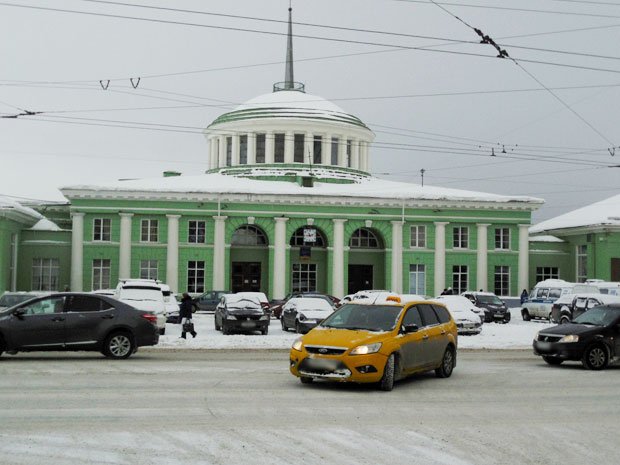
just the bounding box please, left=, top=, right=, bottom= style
left=231, top=225, right=267, bottom=246
left=289, top=227, right=327, bottom=247
left=349, top=228, right=382, bottom=248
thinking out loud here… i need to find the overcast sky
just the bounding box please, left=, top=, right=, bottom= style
left=1, top=0, right=619, bottom=222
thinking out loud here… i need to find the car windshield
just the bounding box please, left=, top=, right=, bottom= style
left=320, top=304, right=402, bottom=332
left=477, top=295, right=503, bottom=305
left=119, top=287, right=162, bottom=301
left=573, top=307, right=620, bottom=326
left=0, top=294, right=36, bottom=308
left=228, top=298, right=261, bottom=310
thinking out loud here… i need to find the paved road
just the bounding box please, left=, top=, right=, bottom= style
left=0, top=349, right=618, bottom=465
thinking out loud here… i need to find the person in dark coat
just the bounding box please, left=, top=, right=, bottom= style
left=520, top=289, right=529, bottom=305
left=179, top=292, right=197, bottom=339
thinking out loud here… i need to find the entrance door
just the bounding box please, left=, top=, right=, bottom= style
left=611, top=258, right=620, bottom=282
left=348, top=265, right=373, bottom=294
left=231, top=262, right=261, bottom=293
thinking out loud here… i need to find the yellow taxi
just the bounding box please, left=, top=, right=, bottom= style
left=289, top=297, right=458, bottom=391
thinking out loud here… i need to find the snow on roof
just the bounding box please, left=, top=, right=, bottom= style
left=530, top=193, right=620, bottom=233
left=236, top=91, right=347, bottom=114
left=30, top=218, right=62, bottom=231
left=0, top=195, right=43, bottom=221
left=528, top=235, right=564, bottom=243
left=286, top=297, right=333, bottom=311
left=61, top=171, right=542, bottom=206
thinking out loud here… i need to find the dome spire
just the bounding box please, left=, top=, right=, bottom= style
left=273, top=3, right=305, bottom=93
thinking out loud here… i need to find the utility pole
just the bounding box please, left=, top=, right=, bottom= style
left=420, top=168, right=426, bottom=187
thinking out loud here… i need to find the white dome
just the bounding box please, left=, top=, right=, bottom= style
left=236, top=90, right=347, bottom=114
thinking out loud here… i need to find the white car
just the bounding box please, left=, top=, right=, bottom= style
left=431, top=295, right=482, bottom=335
left=115, top=279, right=167, bottom=335
left=159, top=284, right=181, bottom=323
left=280, top=297, right=334, bottom=333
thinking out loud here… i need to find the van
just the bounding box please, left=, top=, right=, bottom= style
left=521, top=279, right=599, bottom=321
left=115, top=279, right=167, bottom=334
left=585, top=280, right=620, bottom=296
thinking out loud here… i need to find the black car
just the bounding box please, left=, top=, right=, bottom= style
left=193, top=290, right=231, bottom=312
left=533, top=304, right=620, bottom=370
left=0, top=293, right=159, bottom=359
left=462, top=292, right=511, bottom=323
left=214, top=295, right=270, bottom=335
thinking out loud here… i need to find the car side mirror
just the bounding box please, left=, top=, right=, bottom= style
left=402, top=323, right=418, bottom=334
left=13, top=308, right=26, bottom=318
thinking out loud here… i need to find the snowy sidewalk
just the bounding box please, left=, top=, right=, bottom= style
left=156, top=308, right=553, bottom=350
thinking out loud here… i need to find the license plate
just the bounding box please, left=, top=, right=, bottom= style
left=536, top=341, right=551, bottom=351
left=306, top=357, right=338, bottom=370
left=241, top=321, right=256, bottom=328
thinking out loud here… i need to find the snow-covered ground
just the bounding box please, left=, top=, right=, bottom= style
left=156, top=308, right=553, bottom=350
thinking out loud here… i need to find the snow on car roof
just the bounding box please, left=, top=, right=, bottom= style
left=234, top=292, right=268, bottom=302
left=286, top=297, right=333, bottom=311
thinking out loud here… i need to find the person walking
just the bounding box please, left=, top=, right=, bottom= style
left=520, top=289, right=529, bottom=305
left=179, top=292, right=197, bottom=339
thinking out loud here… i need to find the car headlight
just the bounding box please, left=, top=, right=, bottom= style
left=292, top=338, right=303, bottom=352
left=350, top=342, right=382, bottom=355
left=226, top=314, right=236, bottom=320
left=559, top=334, right=579, bottom=343
left=259, top=315, right=269, bottom=320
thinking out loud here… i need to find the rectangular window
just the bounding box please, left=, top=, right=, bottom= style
left=32, top=258, right=60, bottom=291
left=495, top=227, right=510, bottom=250
left=256, top=133, right=266, bottom=163
left=536, top=266, right=560, bottom=283
left=274, top=133, right=285, bottom=163
left=239, top=135, right=248, bottom=164
left=188, top=220, right=206, bottom=244
left=294, top=133, right=305, bottom=163
left=494, top=265, right=510, bottom=296
left=346, top=139, right=352, bottom=167
left=93, top=218, right=111, bottom=242
left=409, top=264, right=426, bottom=295
left=452, top=265, right=468, bottom=294
left=225, top=136, right=232, bottom=166
left=140, top=260, right=158, bottom=280
left=577, top=245, right=588, bottom=282
left=92, top=259, right=111, bottom=291
left=410, top=225, right=426, bottom=248
left=313, top=135, right=322, bottom=164
left=331, top=137, right=339, bottom=164
left=453, top=226, right=469, bottom=249
left=141, top=219, right=158, bottom=242
left=187, top=261, right=205, bottom=293
left=292, top=263, right=317, bottom=293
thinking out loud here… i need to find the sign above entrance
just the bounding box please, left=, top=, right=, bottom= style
left=300, top=246, right=311, bottom=260
left=303, top=228, right=316, bottom=243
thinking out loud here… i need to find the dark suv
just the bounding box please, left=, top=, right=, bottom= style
left=0, top=293, right=159, bottom=359
left=533, top=304, right=620, bottom=370
left=462, top=292, right=510, bottom=323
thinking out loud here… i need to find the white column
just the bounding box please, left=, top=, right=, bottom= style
left=265, top=131, right=275, bottom=164
left=332, top=219, right=347, bottom=298
left=218, top=135, right=226, bottom=167
left=338, top=135, right=347, bottom=167
left=284, top=131, right=294, bottom=163
left=476, top=223, right=490, bottom=292
left=119, top=213, right=133, bottom=281
left=322, top=134, right=331, bottom=165
left=212, top=216, right=227, bottom=290
left=247, top=133, right=256, bottom=165
left=518, top=224, right=530, bottom=294
left=391, top=221, right=404, bottom=293
left=166, top=215, right=180, bottom=293
left=208, top=138, right=214, bottom=169
left=70, top=212, right=85, bottom=292
left=351, top=139, right=360, bottom=170
left=273, top=217, right=289, bottom=300
left=361, top=141, right=369, bottom=171
left=231, top=134, right=240, bottom=166
left=434, top=222, right=448, bottom=295
left=10, top=233, right=18, bottom=291
left=305, top=132, right=314, bottom=164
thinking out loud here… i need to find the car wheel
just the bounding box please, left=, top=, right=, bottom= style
left=159, top=327, right=166, bottom=335
left=281, top=318, right=287, bottom=331
left=261, top=326, right=269, bottom=335
left=435, top=347, right=455, bottom=378
left=521, top=309, right=531, bottom=321
left=295, top=321, right=302, bottom=334
left=582, top=344, right=608, bottom=370
left=103, top=331, right=134, bottom=359
left=300, top=376, right=313, bottom=384
left=542, top=356, right=563, bottom=365
left=379, top=354, right=395, bottom=391
left=222, top=323, right=232, bottom=335
left=560, top=316, right=570, bottom=325
left=0, top=336, right=5, bottom=358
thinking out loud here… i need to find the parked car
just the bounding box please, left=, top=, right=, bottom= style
left=0, top=291, right=48, bottom=311
left=551, top=293, right=620, bottom=324
left=271, top=292, right=338, bottom=319
left=430, top=296, right=483, bottom=334
left=193, top=290, right=231, bottom=312
left=462, top=291, right=510, bottom=323
left=585, top=280, right=620, bottom=296
left=533, top=304, right=620, bottom=369
left=0, top=293, right=159, bottom=359
left=160, top=284, right=181, bottom=323
left=280, top=297, right=335, bottom=333
left=214, top=294, right=270, bottom=335
left=235, top=291, right=271, bottom=314
left=289, top=299, right=458, bottom=391
left=114, top=279, right=167, bottom=335
left=521, top=279, right=599, bottom=321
